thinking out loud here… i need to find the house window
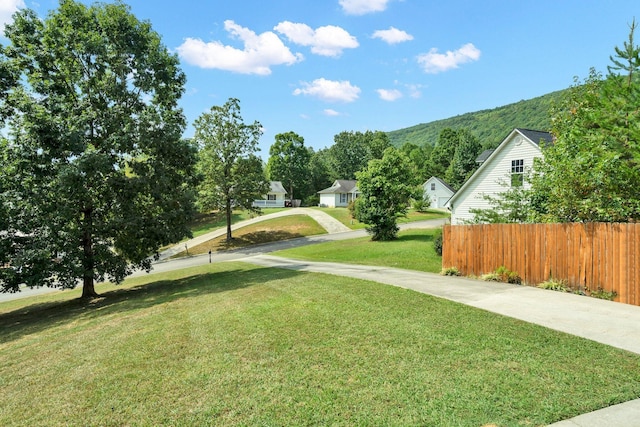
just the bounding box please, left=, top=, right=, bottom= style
left=340, top=193, right=347, bottom=204
left=431, top=183, right=436, bottom=191
left=267, top=194, right=276, bottom=201
left=511, top=159, right=524, bottom=187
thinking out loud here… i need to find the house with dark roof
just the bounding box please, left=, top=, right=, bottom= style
left=422, top=177, right=455, bottom=209
left=317, top=180, right=359, bottom=208
left=448, top=128, right=553, bottom=224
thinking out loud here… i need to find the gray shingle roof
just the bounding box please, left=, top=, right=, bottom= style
left=516, top=128, right=554, bottom=146
left=318, top=179, right=358, bottom=194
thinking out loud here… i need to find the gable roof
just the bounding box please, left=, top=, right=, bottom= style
left=424, top=176, right=455, bottom=193
left=476, top=149, right=495, bottom=164
left=269, top=181, right=287, bottom=194
left=318, top=179, right=358, bottom=194
left=517, top=128, right=554, bottom=146
left=448, top=128, right=552, bottom=207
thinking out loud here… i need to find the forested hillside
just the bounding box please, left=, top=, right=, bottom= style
left=387, top=90, right=565, bottom=150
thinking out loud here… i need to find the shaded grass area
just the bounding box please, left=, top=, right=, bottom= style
left=176, top=215, right=326, bottom=257
left=274, top=228, right=443, bottom=273
left=310, top=207, right=449, bottom=230
left=2, top=262, right=640, bottom=426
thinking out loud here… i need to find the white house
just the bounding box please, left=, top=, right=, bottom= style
left=423, top=176, right=455, bottom=209
left=252, top=181, right=287, bottom=208
left=448, top=128, right=553, bottom=225
left=318, top=180, right=359, bottom=208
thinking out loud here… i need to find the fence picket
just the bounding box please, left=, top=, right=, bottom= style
left=442, top=223, right=640, bottom=307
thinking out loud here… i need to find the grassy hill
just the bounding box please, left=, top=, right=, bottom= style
left=387, top=89, right=565, bottom=149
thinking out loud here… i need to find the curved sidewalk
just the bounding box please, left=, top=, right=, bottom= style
left=158, top=208, right=351, bottom=260
left=243, top=254, right=640, bottom=427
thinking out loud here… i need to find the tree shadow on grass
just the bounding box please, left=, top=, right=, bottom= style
left=400, top=231, right=436, bottom=242
left=0, top=266, right=303, bottom=345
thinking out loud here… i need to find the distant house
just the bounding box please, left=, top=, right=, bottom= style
left=252, top=181, right=287, bottom=208
left=318, top=180, right=359, bottom=208
left=422, top=177, right=455, bottom=209
left=448, top=128, right=553, bottom=225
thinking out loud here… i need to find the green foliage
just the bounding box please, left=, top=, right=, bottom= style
left=329, top=130, right=390, bottom=180
left=468, top=174, right=539, bottom=223
left=482, top=266, right=521, bottom=284
left=355, top=148, right=417, bottom=241
left=411, top=198, right=428, bottom=213
left=433, top=227, right=443, bottom=256
left=266, top=131, right=311, bottom=201
left=587, top=287, right=618, bottom=301
left=440, top=266, right=460, bottom=276
left=401, top=142, right=433, bottom=181
left=195, top=98, right=268, bottom=241
left=531, top=21, right=640, bottom=223
left=0, top=0, right=196, bottom=297
left=445, top=129, right=483, bottom=189
left=387, top=91, right=560, bottom=149
left=537, top=279, right=570, bottom=292
left=307, top=148, right=333, bottom=197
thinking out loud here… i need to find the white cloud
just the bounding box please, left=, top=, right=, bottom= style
left=339, top=0, right=391, bottom=15
left=372, top=27, right=413, bottom=44
left=417, top=43, right=481, bottom=74
left=274, top=21, right=358, bottom=57
left=406, top=83, right=423, bottom=98
left=1, top=0, right=24, bottom=31
left=293, top=78, right=361, bottom=102
left=376, top=88, right=403, bottom=101
left=323, top=109, right=341, bottom=116
left=176, top=20, right=303, bottom=75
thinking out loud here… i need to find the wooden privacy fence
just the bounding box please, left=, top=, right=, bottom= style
left=442, top=223, right=640, bottom=306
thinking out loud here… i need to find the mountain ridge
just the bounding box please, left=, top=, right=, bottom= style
left=387, top=89, right=566, bottom=150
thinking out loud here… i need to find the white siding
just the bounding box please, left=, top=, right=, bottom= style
left=450, top=134, right=541, bottom=224
left=423, top=177, right=454, bottom=209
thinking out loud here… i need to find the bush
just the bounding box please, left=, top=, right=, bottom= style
left=433, top=227, right=443, bottom=256
left=537, top=279, right=569, bottom=292
left=482, top=266, right=521, bottom=284
left=347, top=200, right=357, bottom=219
left=587, top=287, right=617, bottom=301
left=412, top=198, right=428, bottom=212
left=440, top=267, right=460, bottom=276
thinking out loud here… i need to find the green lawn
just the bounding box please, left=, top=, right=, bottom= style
left=186, top=208, right=288, bottom=239
left=310, top=207, right=449, bottom=230
left=174, top=215, right=327, bottom=257
left=274, top=228, right=444, bottom=273
left=1, top=263, right=640, bottom=425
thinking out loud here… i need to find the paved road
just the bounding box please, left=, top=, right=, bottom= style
left=158, top=207, right=353, bottom=260
left=0, top=217, right=446, bottom=301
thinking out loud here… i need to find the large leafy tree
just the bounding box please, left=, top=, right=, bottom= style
left=355, top=148, right=417, bottom=241
left=307, top=148, right=333, bottom=200
left=329, top=130, right=390, bottom=180
left=266, top=131, right=311, bottom=203
left=532, top=20, right=640, bottom=222
left=195, top=98, right=268, bottom=241
left=427, top=128, right=458, bottom=178
left=0, top=0, right=197, bottom=298
left=445, top=129, right=482, bottom=189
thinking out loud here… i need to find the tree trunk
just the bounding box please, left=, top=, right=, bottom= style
left=225, top=198, right=233, bottom=242
left=80, top=208, right=99, bottom=299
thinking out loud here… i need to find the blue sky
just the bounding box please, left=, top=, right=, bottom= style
left=2, top=0, right=640, bottom=156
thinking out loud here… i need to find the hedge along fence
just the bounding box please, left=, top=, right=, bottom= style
left=442, top=223, right=640, bottom=306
